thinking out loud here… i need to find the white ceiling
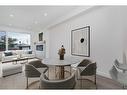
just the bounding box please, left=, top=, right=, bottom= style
left=0, top=6, right=91, bottom=32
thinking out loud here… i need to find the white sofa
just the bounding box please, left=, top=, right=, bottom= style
left=2, top=54, right=19, bottom=62
left=2, top=63, right=22, bottom=77
left=2, top=50, right=35, bottom=62
left=1, top=50, right=36, bottom=77
left=22, top=52, right=35, bottom=59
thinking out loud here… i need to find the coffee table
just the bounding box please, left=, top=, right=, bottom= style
left=12, top=57, right=29, bottom=64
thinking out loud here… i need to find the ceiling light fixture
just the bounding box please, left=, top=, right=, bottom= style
left=44, top=13, right=48, bottom=16
left=9, top=24, right=12, bottom=26
left=9, top=14, right=14, bottom=17
left=28, top=27, right=31, bottom=29
left=34, top=21, right=38, bottom=24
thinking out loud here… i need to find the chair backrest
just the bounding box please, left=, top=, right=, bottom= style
left=114, top=59, right=120, bottom=68
left=80, top=62, right=96, bottom=76
left=110, top=65, right=118, bottom=80
left=110, top=65, right=127, bottom=87
left=25, top=64, right=41, bottom=77
left=29, top=60, right=47, bottom=68
left=78, top=59, right=91, bottom=67
left=40, top=72, right=76, bottom=89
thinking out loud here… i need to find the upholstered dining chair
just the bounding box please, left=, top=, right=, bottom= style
left=77, top=59, right=91, bottom=67
left=78, top=62, right=97, bottom=88
left=76, top=59, right=92, bottom=79
left=114, top=59, right=127, bottom=73
left=25, top=60, right=48, bottom=89
left=40, top=71, right=76, bottom=89
left=110, top=65, right=127, bottom=88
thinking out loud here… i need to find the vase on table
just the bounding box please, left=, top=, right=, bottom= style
left=58, top=45, right=65, bottom=60
left=60, top=55, right=64, bottom=60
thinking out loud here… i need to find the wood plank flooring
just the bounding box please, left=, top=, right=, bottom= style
left=0, top=65, right=123, bottom=89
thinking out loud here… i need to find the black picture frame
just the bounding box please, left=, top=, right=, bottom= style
left=39, top=32, right=43, bottom=41
left=71, top=26, right=90, bottom=57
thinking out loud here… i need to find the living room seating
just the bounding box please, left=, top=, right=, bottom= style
left=78, top=62, right=97, bottom=88
left=22, top=50, right=35, bottom=59
left=40, top=71, right=76, bottom=89
left=2, top=50, right=35, bottom=63
left=2, top=51, right=19, bottom=62
left=25, top=60, right=48, bottom=89
left=2, top=63, right=22, bottom=77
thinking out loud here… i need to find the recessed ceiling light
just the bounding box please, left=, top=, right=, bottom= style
left=34, top=21, right=38, bottom=24
left=28, top=27, right=31, bottom=29
left=9, top=24, right=12, bottom=26
left=9, top=14, right=14, bottom=17
left=44, top=13, right=48, bottom=16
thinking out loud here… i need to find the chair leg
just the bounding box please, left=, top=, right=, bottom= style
left=38, top=82, right=40, bottom=89
left=95, top=74, right=97, bottom=89
left=47, top=68, right=49, bottom=78
left=77, top=69, right=79, bottom=80
left=123, top=85, right=125, bottom=89
left=95, top=74, right=96, bottom=85
left=70, top=66, right=71, bottom=75
left=26, top=77, right=28, bottom=89
left=80, top=76, right=82, bottom=89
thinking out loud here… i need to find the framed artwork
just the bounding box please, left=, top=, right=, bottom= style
left=39, top=32, right=43, bottom=41
left=71, top=26, right=90, bottom=57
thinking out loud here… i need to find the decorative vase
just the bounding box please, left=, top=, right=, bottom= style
left=60, top=55, right=64, bottom=60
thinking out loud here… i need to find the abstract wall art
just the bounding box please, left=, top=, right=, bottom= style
left=39, top=32, right=43, bottom=41
left=71, top=26, right=90, bottom=57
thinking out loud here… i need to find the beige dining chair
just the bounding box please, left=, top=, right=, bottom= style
left=77, top=59, right=91, bottom=67
left=114, top=59, right=127, bottom=73
left=110, top=65, right=127, bottom=88
left=25, top=60, right=48, bottom=89
left=78, top=62, right=97, bottom=88
left=40, top=71, right=76, bottom=89
left=76, top=59, right=92, bottom=79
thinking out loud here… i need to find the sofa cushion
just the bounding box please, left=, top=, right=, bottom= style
left=2, top=63, right=22, bottom=76
left=4, top=52, right=13, bottom=56
left=27, top=50, right=32, bottom=54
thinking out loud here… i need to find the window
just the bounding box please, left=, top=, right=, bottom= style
left=0, top=31, right=30, bottom=51
left=0, top=31, right=6, bottom=51
left=8, top=32, right=30, bottom=50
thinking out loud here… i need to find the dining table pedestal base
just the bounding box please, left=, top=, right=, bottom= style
left=58, top=66, right=65, bottom=79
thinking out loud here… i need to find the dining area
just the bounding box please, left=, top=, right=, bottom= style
left=24, top=56, right=97, bottom=89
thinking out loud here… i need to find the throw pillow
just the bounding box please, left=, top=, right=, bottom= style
left=27, top=50, right=32, bottom=54
left=4, top=52, right=13, bottom=56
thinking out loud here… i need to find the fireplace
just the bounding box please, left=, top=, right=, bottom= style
left=36, top=45, right=43, bottom=51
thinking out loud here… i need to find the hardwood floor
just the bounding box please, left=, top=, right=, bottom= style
left=0, top=66, right=123, bottom=89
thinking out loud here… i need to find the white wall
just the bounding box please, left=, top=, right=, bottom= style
left=121, top=7, right=127, bottom=64
left=48, top=6, right=126, bottom=78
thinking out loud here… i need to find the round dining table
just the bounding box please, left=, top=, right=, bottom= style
left=42, top=57, right=83, bottom=79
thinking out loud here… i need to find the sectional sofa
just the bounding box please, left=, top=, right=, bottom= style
left=2, top=50, right=35, bottom=62
left=1, top=50, right=36, bottom=77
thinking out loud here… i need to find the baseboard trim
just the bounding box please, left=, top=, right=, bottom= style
left=97, top=71, right=111, bottom=79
